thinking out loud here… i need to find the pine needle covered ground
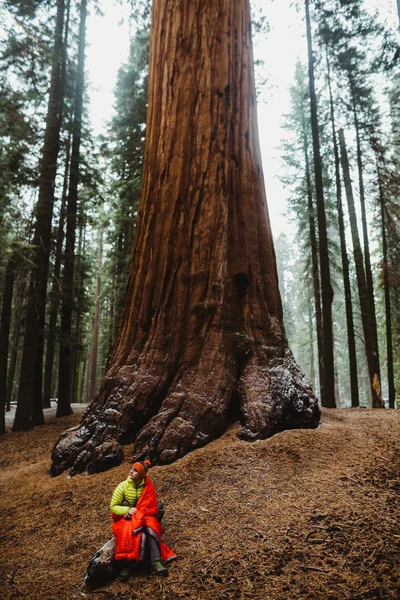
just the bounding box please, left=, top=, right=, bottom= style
left=0, top=405, right=399, bottom=600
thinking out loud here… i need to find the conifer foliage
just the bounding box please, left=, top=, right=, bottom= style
left=279, top=0, right=399, bottom=409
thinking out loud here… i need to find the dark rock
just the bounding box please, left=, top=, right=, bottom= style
left=84, top=537, right=116, bottom=589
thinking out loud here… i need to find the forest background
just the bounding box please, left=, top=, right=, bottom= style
left=0, top=0, right=399, bottom=436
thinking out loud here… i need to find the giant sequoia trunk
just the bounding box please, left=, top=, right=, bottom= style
left=51, top=0, right=320, bottom=477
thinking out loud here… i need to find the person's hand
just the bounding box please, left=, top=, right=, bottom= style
left=128, top=507, right=137, bottom=515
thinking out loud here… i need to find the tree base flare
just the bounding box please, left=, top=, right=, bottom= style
left=50, top=349, right=320, bottom=477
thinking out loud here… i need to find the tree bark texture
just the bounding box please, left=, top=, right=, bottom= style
left=13, top=0, right=65, bottom=431
left=57, top=0, right=87, bottom=418
left=51, top=0, right=320, bottom=476
left=5, top=268, right=28, bottom=411
left=43, top=147, right=69, bottom=409
left=71, top=211, right=86, bottom=404
left=305, top=0, right=335, bottom=408
left=350, top=80, right=381, bottom=393
left=339, top=129, right=384, bottom=408
left=302, top=113, right=324, bottom=403
left=327, top=53, right=359, bottom=408
left=43, top=1, right=72, bottom=410
left=0, top=253, right=15, bottom=434
left=86, top=228, right=103, bottom=403
left=376, top=160, right=395, bottom=409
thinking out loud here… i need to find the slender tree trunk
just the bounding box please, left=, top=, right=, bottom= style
left=51, top=0, right=320, bottom=477
left=373, top=144, right=395, bottom=408
left=114, top=232, right=125, bottom=335
left=339, top=129, right=384, bottom=408
left=6, top=326, right=19, bottom=411
left=108, top=275, right=116, bottom=358
left=57, top=0, right=87, bottom=417
left=43, top=137, right=70, bottom=408
left=308, top=300, right=316, bottom=391
left=43, top=0, right=72, bottom=409
left=70, top=209, right=85, bottom=405
left=305, top=0, right=335, bottom=408
left=378, top=171, right=395, bottom=409
left=79, top=357, right=87, bottom=403
left=302, top=114, right=324, bottom=401
left=327, top=53, right=359, bottom=407
left=5, top=273, right=27, bottom=411
left=0, top=253, right=16, bottom=434
left=13, top=0, right=65, bottom=431
left=350, top=79, right=381, bottom=393
left=86, top=228, right=103, bottom=403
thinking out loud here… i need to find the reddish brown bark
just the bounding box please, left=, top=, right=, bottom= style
left=51, top=0, right=320, bottom=476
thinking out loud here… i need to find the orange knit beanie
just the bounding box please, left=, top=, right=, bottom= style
left=132, top=459, right=151, bottom=478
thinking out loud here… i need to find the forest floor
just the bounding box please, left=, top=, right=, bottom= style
left=0, top=405, right=399, bottom=600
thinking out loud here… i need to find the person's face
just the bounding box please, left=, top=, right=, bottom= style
left=129, top=466, right=142, bottom=483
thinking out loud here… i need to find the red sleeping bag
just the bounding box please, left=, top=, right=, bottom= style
left=111, top=477, right=176, bottom=563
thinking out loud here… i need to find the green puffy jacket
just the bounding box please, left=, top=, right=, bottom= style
left=110, top=477, right=145, bottom=516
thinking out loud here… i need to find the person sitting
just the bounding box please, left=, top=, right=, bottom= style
left=110, top=459, right=176, bottom=580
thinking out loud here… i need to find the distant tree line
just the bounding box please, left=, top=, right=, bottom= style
left=0, top=0, right=147, bottom=433
left=277, top=0, right=400, bottom=409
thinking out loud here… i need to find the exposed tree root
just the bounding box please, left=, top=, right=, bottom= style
left=51, top=344, right=320, bottom=476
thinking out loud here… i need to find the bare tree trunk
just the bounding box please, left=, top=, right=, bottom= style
left=350, top=80, right=381, bottom=395
left=302, top=113, right=324, bottom=402
left=13, top=0, right=65, bottom=431
left=378, top=170, right=395, bottom=409
left=43, top=136, right=70, bottom=408
left=51, top=0, right=320, bottom=477
left=86, top=228, right=103, bottom=403
left=70, top=208, right=85, bottom=405
left=308, top=300, right=316, bottom=391
left=371, top=137, right=395, bottom=409
left=6, top=327, right=19, bottom=411
left=5, top=270, right=28, bottom=412
left=0, top=252, right=15, bottom=434
left=57, top=0, right=87, bottom=417
left=43, top=0, right=72, bottom=410
left=305, top=0, right=335, bottom=408
left=327, top=52, right=359, bottom=408
left=339, top=129, right=384, bottom=408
